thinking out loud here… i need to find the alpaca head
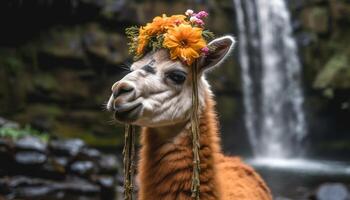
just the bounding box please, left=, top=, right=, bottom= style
left=107, top=36, right=235, bottom=127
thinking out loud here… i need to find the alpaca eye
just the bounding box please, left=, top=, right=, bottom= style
left=167, top=70, right=187, bottom=84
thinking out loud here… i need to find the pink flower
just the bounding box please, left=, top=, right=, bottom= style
left=185, top=9, right=194, bottom=16
left=195, top=11, right=208, bottom=19
left=190, top=16, right=205, bottom=26
left=190, top=16, right=198, bottom=22
left=201, top=46, right=210, bottom=55
left=195, top=18, right=205, bottom=26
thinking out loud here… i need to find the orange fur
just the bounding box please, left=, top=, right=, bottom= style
left=137, top=93, right=272, bottom=200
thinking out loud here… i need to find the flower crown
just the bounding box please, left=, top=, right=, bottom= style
left=125, top=9, right=215, bottom=66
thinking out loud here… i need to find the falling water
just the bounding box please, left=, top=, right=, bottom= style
left=233, top=0, right=306, bottom=158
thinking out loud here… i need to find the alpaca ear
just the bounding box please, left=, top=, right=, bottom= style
left=197, top=35, right=235, bottom=72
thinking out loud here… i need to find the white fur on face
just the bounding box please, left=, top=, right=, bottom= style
left=107, top=35, right=235, bottom=127
left=107, top=49, right=209, bottom=127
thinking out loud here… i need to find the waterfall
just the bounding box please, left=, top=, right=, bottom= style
left=233, top=0, right=307, bottom=158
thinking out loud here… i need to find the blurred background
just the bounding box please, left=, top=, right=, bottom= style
left=0, top=0, right=349, bottom=199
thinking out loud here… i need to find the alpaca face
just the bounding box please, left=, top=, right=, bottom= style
left=107, top=36, right=235, bottom=127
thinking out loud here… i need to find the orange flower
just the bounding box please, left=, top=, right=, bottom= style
left=163, top=24, right=206, bottom=65
left=136, top=14, right=187, bottom=56
left=167, top=15, right=187, bottom=25
left=144, top=14, right=187, bottom=36
left=136, top=27, right=149, bottom=55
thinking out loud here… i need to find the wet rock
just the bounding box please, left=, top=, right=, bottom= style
left=93, top=175, right=115, bottom=199
left=15, top=136, right=47, bottom=153
left=14, top=185, right=54, bottom=199
left=0, top=117, right=19, bottom=129
left=61, top=176, right=100, bottom=194
left=52, top=156, right=69, bottom=168
left=70, top=161, right=97, bottom=176
left=0, top=176, right=100, bottom=199
left=50, top=139, right=85, bottom=157
left=15, top=152, right=47, bottom=165
left=0, top=176, right=46, bottom=188
left=316, top=183, right=349, bottom=200
left=98, top=154, right=120, bottom=174
left=94, top=175, right=114, bottom=189
left=41, top=160, right=66, bottom=180
left=79, top=147, right=101, bottom=161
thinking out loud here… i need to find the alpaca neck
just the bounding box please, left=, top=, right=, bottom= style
left=138, top=95, right=222, bottom=200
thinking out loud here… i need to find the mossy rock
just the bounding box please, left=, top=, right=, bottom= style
left=13, top=104, right=64, bottom=131
left=216, top=96, right=238, bottom=122
left=83, top=24, right=128, bottom=65
left=301, top=6, right=329, bottom=34
left=40, top=23, right=129, bottom=67
left=41, top=27, right=85, bottom=60
left=330, top=0, right=350, bottom=22
left=33, top=73, right=59, bottom=92
left=53, top=122, right=124, bottom=147
left=208, top=58, right=241, bottom=93
left=313, top=53, right=350, bottom=89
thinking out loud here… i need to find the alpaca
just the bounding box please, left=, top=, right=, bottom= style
left=107, top=36, right=272, bottom=200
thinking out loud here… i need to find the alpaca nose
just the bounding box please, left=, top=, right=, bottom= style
left=112, top=82, right=134, bottom=99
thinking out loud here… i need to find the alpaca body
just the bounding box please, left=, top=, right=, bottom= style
left=138, top=93, right=272, bottom=200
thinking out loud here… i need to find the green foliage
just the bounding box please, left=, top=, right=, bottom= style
left=0, top=51, right=24, bottom=75
left=149, top=35, right=164, bottom=51
left=314, top=53, right=350, bottom=92
left=125, top=26, right=140, bottom=58
left=202, top=30, right=215, bottom=41
left=0, top=125, right=49, bottom=141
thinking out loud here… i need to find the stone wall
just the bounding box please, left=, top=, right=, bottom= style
left=0, top=118, right=121, bottom=200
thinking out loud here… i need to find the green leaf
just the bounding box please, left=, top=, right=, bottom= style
left=202, top=30, right=215, bottom=41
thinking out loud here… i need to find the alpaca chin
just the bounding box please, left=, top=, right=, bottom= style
left=114, top=103, right=143, bottom=123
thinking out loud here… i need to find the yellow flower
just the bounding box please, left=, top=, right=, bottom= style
left=163, top=24, right=206, bottom=65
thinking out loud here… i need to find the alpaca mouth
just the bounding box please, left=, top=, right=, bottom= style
left=114, top=102, right=143, bottom=123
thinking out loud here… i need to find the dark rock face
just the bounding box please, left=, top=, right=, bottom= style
left=0, top=136, right=121, bottom=200
left=287, top=0, right=350, bottom=160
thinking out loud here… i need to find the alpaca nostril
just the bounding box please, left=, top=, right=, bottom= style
left=113, top=85, right=134, bottom=99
